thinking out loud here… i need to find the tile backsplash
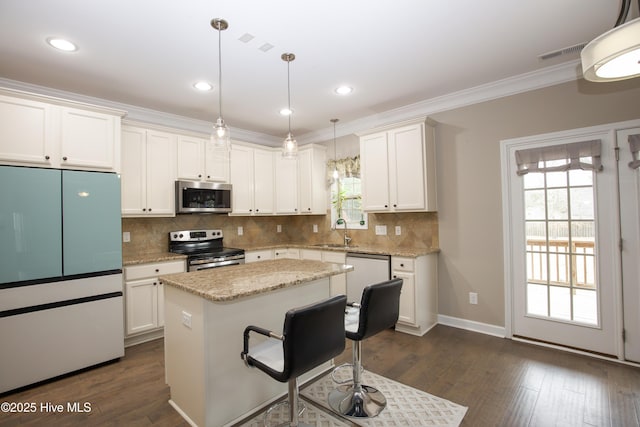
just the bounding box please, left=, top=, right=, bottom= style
left=122, top=211, right=438, bottom=258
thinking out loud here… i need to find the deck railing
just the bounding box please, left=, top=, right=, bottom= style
left=526, top=239, right=595, bottom=289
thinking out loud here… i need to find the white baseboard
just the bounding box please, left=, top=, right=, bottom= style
left=437, top=314, right=506, bottom=338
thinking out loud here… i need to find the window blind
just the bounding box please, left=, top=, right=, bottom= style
left=628, top=134, right=640, bottom=169
left=514, top=140, right=602, bottom=176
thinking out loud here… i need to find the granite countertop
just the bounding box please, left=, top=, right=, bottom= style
left=159, top=259, right=353, bottom=302
left=243, top=243, right=440, bottom=258
left=123, top=252, right=187, bottom=266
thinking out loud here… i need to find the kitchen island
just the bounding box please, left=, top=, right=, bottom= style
left=160, top=259, right=353, bottom=427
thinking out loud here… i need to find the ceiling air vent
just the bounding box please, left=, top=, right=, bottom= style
left=539, top=42, right=588, bottom=60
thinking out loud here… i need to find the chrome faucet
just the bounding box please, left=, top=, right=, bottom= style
left=338, top=219, right=352, bottom=247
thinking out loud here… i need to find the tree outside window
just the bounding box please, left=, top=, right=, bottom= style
left=328, top=156, right=367, bottom=230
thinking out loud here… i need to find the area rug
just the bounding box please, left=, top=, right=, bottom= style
left=239, top=370, right=467, bottom=427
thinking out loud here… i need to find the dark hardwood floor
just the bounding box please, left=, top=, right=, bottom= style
left=1, top=325, right=639, bottom=426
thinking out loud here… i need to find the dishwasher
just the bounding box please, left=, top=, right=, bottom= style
left=345, top=252, right=391, bottom=302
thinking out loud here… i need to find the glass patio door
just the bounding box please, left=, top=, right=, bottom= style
left=502, top=128, right=620, bottom=357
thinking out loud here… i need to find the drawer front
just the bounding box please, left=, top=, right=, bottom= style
left=125, top=260, right=186, bottom=281
left=245, top=250, right=274, bottom=263
left=392, top=257, right=414, bottom=272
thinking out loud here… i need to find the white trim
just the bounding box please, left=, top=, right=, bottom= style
left=437, top=315, right=506, bottom=338
left=511, top=336, right=640, bottom=367
left=168, top=399, right=199, bottom=427
left=300, top=61, right=582, bottom=144
left=1, top=60, right=580, bottom=146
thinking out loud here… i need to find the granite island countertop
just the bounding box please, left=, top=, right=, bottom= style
left=159, top=258, right=352, bottom=302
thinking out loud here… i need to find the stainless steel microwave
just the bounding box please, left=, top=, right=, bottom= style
left=176, top=181, right=232, bottom=214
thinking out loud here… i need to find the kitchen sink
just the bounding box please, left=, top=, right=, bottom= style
left=311, top=243, right=356, bottom=249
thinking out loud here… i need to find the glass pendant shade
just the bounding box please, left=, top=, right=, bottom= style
left=282, top=132, right=298, bottom=158
left=212, top=117, right=230, bottom=149
left=582, top=17, right=640, bottom=82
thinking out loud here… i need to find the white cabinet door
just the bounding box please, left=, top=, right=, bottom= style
left=121, top=126, right=175, bottom=216
left=389, top=124, right=425, bottom=210
left=275, top=155, right=298, bottom=214
left=0, top=95, right=53, bottom=166
left=360, top=132, right=391, bottom=211
left=60, top=107, right=119, bottom=171
left=205, top=143, right=229, bottom=182
left=394, top=270, right=416, bottom=324
left=126, top=278, right=159, bottom=335
left=121, top=127, right=147, bottom=215
left=297, top=145, right=327, bottom=214
left=145, top=130, right=176, bottom=215
left=245, top=250, right=274, bottom=263
left=176, top=135, right=204, bottom=181
left=230, top=145, right=254, bottom=214
left=253, top=149, right=274, bottom=214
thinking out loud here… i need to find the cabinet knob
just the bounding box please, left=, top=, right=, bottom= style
left=45, top=155, right=50, bottom=160
left=198, top=174, right=202, bottom=178
left=400, top=263, right=404, bottom=267
left=155, top=269, right=160, bottom=273
left=307, top=207, right=311, bottom=211
left=148, top=208, right=152, bottom=212
left=393, top=204, right=397, bottom=208
left=153, top=282, right=157, bottom=286
left=249, top=209, right=253, bottom=212
left=62, top=156, right=68, bottom=161
left=255, top=209, right=259, bottom=212
left=207, top=175, right=210, bottom=179
left=384, top=204, right=388, bottom=208
left=142, top=208, right=147, bottom=212
left=393, top=275, right=397, bottom=279
left=257, top=255, right=261, bottom=259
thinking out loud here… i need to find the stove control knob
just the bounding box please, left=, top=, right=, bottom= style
left=172, top=234, right=178, bottom=239
left=179, top=234, right=184, bottom=238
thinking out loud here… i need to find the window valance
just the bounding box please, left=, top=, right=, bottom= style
left=515, top=140, right=602, bottom=176
left=628, top=134, right=640, bottom=170
left=326, top=155, right=360, bottom=185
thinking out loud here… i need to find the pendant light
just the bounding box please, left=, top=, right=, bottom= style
left=331, top=119, right=339, bottom=179
left=211, top=18, right=231, bottom=149
left=281, top=53, right=298, bottom=158
left=581, top=0, right=640, bottom=82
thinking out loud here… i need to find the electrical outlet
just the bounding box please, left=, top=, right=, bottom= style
left=375, top=225, right=387, bottom=235
left=395, top=226, right=401, bottom=236
left=237, top=226, right=243, bottom=236
left=181, top=311, right=192, bottom=329
left=277, top=224, right=282, bottom=233
left=313, top=224, right=318, bottom=233
left=122, top=231, right=131, bottom=243
left=469, top=292, right=478, bottom=305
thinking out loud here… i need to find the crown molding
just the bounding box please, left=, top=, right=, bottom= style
left=0, top=60, right=581, bottom=146
left=0, top=77, right=281, bottom=146
left=298, top=60, right=582, bottom=144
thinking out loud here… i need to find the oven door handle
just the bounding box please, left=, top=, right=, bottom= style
left=190, top=260, right=244, bottom=271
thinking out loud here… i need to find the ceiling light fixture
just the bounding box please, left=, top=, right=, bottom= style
left=210, top=18, right=231, bottom=150
left=194, top=81, right=213, bottom=91
left=581, top=0, right=640, bottom=82
left=331, top=118, right=339, bottom=179
left=335, top=85, right=353, bottom=95
left=281, top=53, right=298, bottom=159
left=46, top=37, right=78, bottom=52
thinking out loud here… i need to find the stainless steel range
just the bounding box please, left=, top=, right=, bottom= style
left=169, top=229, right=245, bottom=272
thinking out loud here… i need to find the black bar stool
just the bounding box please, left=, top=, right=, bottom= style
left=328, top=278, right=403, bottom=418
left=241, top=294, right=347, bottom=427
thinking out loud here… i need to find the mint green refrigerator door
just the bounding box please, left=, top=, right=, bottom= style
left=62, top=171, right=122, bottom=276
left=0, top=166, right=62, bottom=284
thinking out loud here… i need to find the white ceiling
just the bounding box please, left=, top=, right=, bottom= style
left=0, top=0, right=623, bottom=144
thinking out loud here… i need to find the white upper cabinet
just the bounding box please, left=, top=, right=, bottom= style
left=229, top=143, right=274, bottom=215
left=359, top=117, right=437, bottom=212
left=275, top=154, right=298, bottom=214
left=297, top=145, right=327, bottom=215
left=0, top=90, right=124, bottom=172
left=176, top=135, right=229, bottom=183
left=121, top=125, right=176, bottom=217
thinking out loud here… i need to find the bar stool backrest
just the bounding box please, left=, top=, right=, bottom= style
left=351, top=278, right=403, bottom=341
left=280, top=294, right=347, bottom=381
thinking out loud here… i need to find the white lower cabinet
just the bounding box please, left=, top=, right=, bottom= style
left=392, top=254, right=438, bottom=336
left=245, top=249, right=274, bottom=263
left=124, top=259, right=185, bottom=344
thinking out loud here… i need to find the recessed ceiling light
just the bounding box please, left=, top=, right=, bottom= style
left=193, top=81, right=213, bottom=91
left=46, top=37, right=78, bottom=52
left=335, top=85, right=353, bottom=95
left=280, top=108, right=293, bottom=116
